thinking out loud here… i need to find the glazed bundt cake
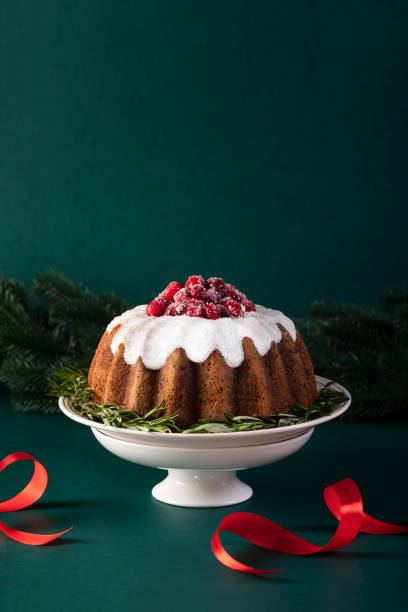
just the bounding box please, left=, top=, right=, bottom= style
left=88, top=276, right=318, bottom=428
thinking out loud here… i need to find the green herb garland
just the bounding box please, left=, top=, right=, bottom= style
left=50, top=367, right=348, bottom=434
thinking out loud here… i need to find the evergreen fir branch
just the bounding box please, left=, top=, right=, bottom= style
left=10, top=391, right=60, bottom=414
left=33, top=270, right=132, bottom=362
left=0, top=270, right=130, bottom=413
left=96, top=292, right=133, bottom=317
left=33, top=269, right=88, bottom=302
left=49, top=298, right=122, bottom=328
left=0, top=323, right=67, bottom=357
left=0, top=275, right=42, bottom=326
left=34, top=269, right=131, bottom=323
left=297, top=291, right=408, bottom=420
left=307, top=301, right=395, bottom=349
left=378, top=288, right=408, bottom=313
left=1, top=360, right=51, bottom=393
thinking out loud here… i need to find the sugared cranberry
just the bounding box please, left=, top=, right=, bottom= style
left=186, top=275, right=206, bottom=291
left=186, top=303, right=204, bottom=317
left=225, top=299, right=245, bottom=318
left=205, top=287, right=222, bottom=303
left=189, top=284, right=206, bottom=299
left=242, top=298, right=256, bottom=312
left=235, top=290, right=247, bottom=303
left=146, top=298, right=168, bottom=317
left=204, top=303, right=220, bottom=319
left=207, top=277, right=225, bottom=294
left=218, top=304, right=228, bottom=317
left=165, top=302, right=186, bottom=316
left=165, top=303, right=177, bottom=316
left=225, top=284, right=246, bottom=303
left=174, top=288, right=188, bottom=303
left=186, top=298, right=203, bottom=307
left=163, top=281, right=184, bottom=301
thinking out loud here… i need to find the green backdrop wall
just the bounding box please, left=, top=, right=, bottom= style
left=1, top=1, right=407, bottom=317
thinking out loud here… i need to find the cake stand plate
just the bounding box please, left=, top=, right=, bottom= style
left=91, top=426, right=314, bottom=507
left=59, top=376, right=351, bottom=507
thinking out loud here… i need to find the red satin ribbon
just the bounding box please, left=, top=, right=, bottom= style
left=0, top=452, right=72, bottom=545
left=211, top=478, right=408, bottom=575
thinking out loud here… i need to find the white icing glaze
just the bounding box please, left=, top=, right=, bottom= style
left=107, top=305, right=296, bottom=370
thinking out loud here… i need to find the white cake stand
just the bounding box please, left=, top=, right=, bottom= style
left=59, top=376, right=351, bottom=507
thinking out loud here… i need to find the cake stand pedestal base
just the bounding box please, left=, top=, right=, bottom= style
left=152, top=469, right=253, bottom=507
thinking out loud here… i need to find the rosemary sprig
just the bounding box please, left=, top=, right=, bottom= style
left=50, top=366, right=92, bottom=408
left=50, top=367, right=181, bottom=432
left=51, top=367, right=348, bottom=434
left=75, top=400, right=182, bottom=432
left=183, top=384, right=347, bottom=432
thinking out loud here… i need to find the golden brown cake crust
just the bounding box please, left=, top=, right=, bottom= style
left=88, top=325, right=318, bottom=427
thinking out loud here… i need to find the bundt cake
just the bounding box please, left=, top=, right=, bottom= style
left=88, top=276, right=318, bottom=428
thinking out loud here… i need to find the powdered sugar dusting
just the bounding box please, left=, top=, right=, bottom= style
left=107, top=305, right=296, bottom=369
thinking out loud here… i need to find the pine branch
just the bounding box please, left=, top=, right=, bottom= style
left=378, top=288, right=408, bottom=313
left=34, top=269, right=131, bottom=320
left=33, top=269, right=87, bottom=302
left=297, top=291, right=408, bottom=420
left=0, top=270, right=130, bottom=413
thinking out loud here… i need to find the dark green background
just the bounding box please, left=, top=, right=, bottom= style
left=1, top=1, right=407, bottom=316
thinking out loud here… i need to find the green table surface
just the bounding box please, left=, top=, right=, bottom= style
left=0, top=396, right=407, bottom=612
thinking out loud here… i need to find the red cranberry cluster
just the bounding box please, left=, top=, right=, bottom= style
left=146, top=275, right=256, bottom=319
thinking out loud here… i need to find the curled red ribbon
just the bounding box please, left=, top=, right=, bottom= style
left=211, top=478, right=408, bottom=575
left=0, top=452, right=72, bottom=545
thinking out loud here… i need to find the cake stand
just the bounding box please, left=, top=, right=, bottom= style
left=59, top=376, right=351, bottom=507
